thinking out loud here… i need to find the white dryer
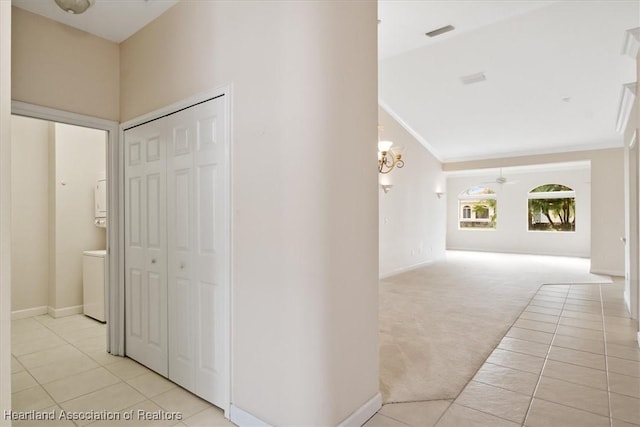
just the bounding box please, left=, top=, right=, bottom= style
left=83, top=250, right=106, bottom=322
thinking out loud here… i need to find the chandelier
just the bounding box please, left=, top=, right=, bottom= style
left=377, top=126, right=405, bottom=174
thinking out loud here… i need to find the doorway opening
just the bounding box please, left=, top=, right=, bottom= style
left=10, top=115, right=108, bottom=323
left=9, top=114, right=118, bottom=413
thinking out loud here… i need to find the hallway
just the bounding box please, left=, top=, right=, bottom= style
left=9, top=252, right=640, bottom=426
left=11, top=315, right=232, bottom=427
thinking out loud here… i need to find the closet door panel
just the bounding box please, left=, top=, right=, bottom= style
left=193, top=98, right=227, bottom=406
left=124, top=120, right=168, bottom=376
left=167, top=116, right=197, bottom=391
left=166, top=97, right=227, bottom=407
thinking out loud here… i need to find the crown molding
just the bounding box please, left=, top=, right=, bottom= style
left=622, top=27, right=640, bottom=58
left=378, top=99, right=443, bottom=163
left=616, top=82, right=637, bottom=133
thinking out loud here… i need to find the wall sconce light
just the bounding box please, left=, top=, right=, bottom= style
left=436, top=192, right=444, bottom=199
left=378, top=126, right=405, bottom=174
left=381, top=184, right=393, bottom=194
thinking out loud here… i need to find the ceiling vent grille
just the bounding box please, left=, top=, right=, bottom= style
left=460, top=72, right=487, bottom=85
left=426, top=25, right=455, bottom=38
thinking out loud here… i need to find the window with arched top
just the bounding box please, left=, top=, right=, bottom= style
left=458, top=186, right=497, bottom=230
left=528, top=184, right=575, bottom=232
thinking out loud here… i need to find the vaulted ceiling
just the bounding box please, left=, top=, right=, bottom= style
left=11, top=0, right=639, bottom=163
left=378, top=1, right=639, bottom=162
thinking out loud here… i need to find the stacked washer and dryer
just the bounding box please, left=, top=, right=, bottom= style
left=82, top=173, right=107, bottom=322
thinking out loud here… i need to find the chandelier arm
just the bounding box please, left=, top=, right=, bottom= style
left=377, top=150, right=404, bottom=174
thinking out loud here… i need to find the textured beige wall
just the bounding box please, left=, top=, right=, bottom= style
left=11, top=7, right=119, bottom=121
left=0, top=1, right=12, bottom=421
left=51, top=123, right=106, bottom=310
left=378, top=106, right=446, bottom=277
left=10, top=115, right=49, bottom=312
left=445, top=148, right=625, bottom=275
left=121, top=1, right=379, bottom=424
left=120, top=1, right=210, bottom=122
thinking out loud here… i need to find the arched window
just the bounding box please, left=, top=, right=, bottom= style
left=475, top=205, right=489, bottom=219
left=458, top=186, right=497, bottom=230
left=528, top=184, right=575, bottom=232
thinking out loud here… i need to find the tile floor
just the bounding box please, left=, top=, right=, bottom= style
left=11, top=283, right=640, bottom=427
left=11, top=314, right=234, bottom=427
left=367, top=283, right=640, bottom=427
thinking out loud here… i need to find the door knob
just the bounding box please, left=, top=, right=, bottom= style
left=151, top=258, right=157, bottom=264
left=180, top=262, right=185, bottom=270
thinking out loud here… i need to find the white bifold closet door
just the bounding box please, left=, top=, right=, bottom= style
left=124, top=118, right=168, bottom=376
left=124, top=96, right=227, bottom=407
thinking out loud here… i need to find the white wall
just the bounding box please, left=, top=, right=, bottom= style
left=379, top=106, right=446, bottom=277
left=0, top=1, right=12, bottom=422
left=444, top=148, right=625, bottom=275
left=50, top=123, right=106, bottom=312
left=11, top=115, right=49, bottom=313
left=120, top=2, right=379, bottom=425
left=447, top=164, right=591, bottom=257
left=590, top=149, right=626, bottom=275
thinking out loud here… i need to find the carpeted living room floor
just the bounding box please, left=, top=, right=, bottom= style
left=372, top=273, right=640, bottom=426
left=378, top=251, right=612, bottom=403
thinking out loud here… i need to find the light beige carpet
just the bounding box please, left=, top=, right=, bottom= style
left=379, top=250, right=612, bottom=403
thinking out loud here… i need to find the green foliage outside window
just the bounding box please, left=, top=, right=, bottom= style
left=528, top=184, right=575, bottom=232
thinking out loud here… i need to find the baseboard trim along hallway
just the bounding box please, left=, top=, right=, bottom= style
left=229, top=405, right=273, bottom=427
left=337, top=392, right=382, bottom=427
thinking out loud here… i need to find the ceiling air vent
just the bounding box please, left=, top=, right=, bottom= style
left=426, top=25, right=455, bottom=38
left=460, top=72, right=487, bottom=85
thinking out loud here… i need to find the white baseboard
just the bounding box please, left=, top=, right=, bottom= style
left=229, top=393, right=381, bottom=427
left=11, top=306, right=47, bottom=320
left=47, top=305, right=83, bottom=319
left=446, top=247, right=590, bottom=259
left=229, top=405, right=272, bottom=427
left=379, top=260, right=435, bottom=280
left=337, top=392, right=382, bottom=427
left=590, top=269, right=624, bottom=278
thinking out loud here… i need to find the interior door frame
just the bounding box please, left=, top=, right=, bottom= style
left=10, top=100, right=123, bottom=355
left=625, top=130, right=639, bottom=321
left=120, top=85, right=233, bottom=415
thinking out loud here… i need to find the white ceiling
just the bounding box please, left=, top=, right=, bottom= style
left=379, top=1, right=639, bottom=162
left=10, top=0, right=639, bottom=163
left=378, top=0, right=556, bottom=60
left=11, top=0, right=179, bottom=43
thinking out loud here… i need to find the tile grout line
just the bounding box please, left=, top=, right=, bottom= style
left=429, top=401, right=454, bottom=427
left=430, top=285, right=561, bottom=427
left=12, top=316, right=216, bottom=427
left=599, top=284, right=614, bottom=427
left=449, top=398, right=533, bottom=426
left=369, top=412, right=412, bottom=427
left=12, top=317, right=88, bottom=427
left=12, top=315, right=131, bottom=427
left=521, top=284, right=570, bottom=426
